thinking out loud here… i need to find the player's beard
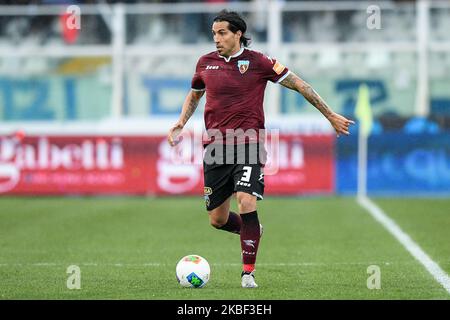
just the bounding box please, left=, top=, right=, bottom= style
left=216, top=46, right=225, bottom=55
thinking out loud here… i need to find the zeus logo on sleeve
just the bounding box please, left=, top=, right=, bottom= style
left=264, top=55, right=273, bottom=63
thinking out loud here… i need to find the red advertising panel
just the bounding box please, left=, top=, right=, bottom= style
left=0, top=135, right=157, bottom=195
left=0, top=134, right=334, bottom=196
left=264, top=135, right=335, bottom=194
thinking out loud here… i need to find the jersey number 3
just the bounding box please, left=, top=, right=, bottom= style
left=241, top=166, right=252, bottom=182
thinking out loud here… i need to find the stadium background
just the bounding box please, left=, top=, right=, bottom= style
left=1, top=0, right=449, bottom=300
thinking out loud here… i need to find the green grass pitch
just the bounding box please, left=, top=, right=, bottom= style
left=0, top=196, right=449, bottom=299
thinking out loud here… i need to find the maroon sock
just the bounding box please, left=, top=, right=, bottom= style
left=217, top=211, right=242, bottom=234
left=240, top=211, right=261, bottom=266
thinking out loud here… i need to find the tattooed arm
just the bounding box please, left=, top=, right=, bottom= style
left=168, top=89, right=205, bottom=146
left=280, top=72, right=354, bottom=136
left=280, top=72, right=333, bottom=118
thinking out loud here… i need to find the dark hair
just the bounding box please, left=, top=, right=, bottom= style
left=213, top=10, right=251, bottom=47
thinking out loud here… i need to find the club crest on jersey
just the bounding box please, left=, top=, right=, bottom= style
left=237, top=60, right=250, bottom=74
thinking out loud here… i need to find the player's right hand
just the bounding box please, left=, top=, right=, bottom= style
left=168, top=123, right=184, bottom=147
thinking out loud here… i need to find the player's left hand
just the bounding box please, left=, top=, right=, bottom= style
left=327, top=112, right=355, bottom=137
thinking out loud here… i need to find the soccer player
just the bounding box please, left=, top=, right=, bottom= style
left=168, top=10, right=354, bottom=288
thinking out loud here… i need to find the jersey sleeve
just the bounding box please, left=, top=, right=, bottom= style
left=191, top=58, right=206, bottom=91
left=259, top=53, right=290, bottom=84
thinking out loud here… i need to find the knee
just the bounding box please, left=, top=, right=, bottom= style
left=237, top=193, right=256, bottom=213
left=209, top=215, right=226, bottom=229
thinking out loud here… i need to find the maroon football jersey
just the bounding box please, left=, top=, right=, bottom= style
left=191, top=48, right=289, bottom=144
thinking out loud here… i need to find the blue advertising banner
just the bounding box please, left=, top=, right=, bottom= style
left=337, top=133, right=450, bottom=194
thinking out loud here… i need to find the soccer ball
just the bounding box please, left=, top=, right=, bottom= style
left=176, top=254, right=210, bottom=288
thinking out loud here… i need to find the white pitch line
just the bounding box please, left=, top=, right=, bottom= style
left=0, top=261, right=422, bottom=268
left=357, top=195, right=450, bottom=294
